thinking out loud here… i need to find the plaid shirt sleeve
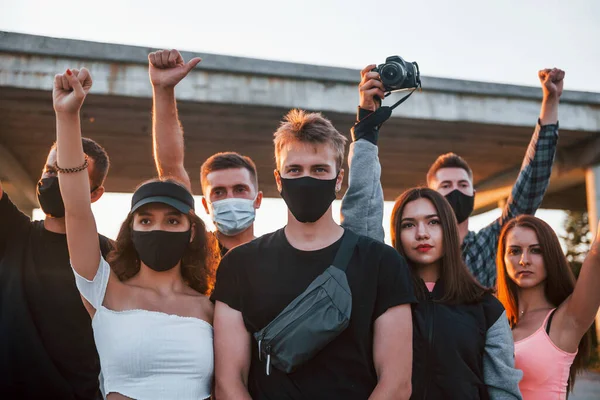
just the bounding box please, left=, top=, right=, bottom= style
left=464, top=120, right=559, bottom=288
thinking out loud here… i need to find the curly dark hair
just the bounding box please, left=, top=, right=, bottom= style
left=106, top=178, right=220, bottom=295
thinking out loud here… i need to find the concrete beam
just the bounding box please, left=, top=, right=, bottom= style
left=0, top=143, right=38, bottom=214
left=473, top=168, right=586, bottom=214
left=472, top=134, right=600, bottom=214
left=1, top=53, right=599, bottom=132
left=2, top=31, right=600, bottom=104
left=1, top=31, right=599, bottom=132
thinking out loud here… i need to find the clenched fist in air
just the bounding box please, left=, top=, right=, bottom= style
left=53, top=68, right=93, bottom=114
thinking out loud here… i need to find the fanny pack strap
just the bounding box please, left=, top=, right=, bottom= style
left=332, top=230, right=359, bottom=272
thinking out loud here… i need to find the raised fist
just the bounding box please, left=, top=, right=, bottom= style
left=149, top=49, right=201, bottom=89
left=539, top=68, right=565, bottom=100
left=359, top=65, right=385, bottom=112
left=53, top=68, right=92, bottom=114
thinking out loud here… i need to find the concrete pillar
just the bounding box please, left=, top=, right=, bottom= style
left=585, top=165, right=600, bottom=345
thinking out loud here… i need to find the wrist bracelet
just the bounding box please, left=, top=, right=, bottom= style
left=55, top=154, right=89, bottom=174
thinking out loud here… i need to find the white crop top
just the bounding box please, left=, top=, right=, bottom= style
left=73, top=257, right=213, bottom=400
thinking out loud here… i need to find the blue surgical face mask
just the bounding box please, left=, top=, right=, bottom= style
left=209, top=197, right=257, bottom=236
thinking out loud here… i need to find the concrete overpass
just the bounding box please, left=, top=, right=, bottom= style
left=0, top=31, right=599, bottom=227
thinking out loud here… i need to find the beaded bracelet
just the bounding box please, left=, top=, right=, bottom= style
left=55, top=154, right=89, bottom=174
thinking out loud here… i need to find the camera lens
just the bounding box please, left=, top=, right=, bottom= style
left=381, top=63, right=405, bottom=88
left=381, top=65, right=398, bottom=80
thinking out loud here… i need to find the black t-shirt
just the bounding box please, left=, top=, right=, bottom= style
left=211, top=228, right=416, bottom=400
left=217, top=239, right=229, bottom=257
left=0, top=194, right=112, bottom=399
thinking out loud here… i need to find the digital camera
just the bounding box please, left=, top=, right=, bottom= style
left=373, top=56, right=421, bottom=92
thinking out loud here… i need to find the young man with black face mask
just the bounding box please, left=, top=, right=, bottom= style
left=0, top=138, right=111, bottom=399
left=148, top=49, right=263, bottom=256
left=211, top=109, right=416, bottom=400
left=342, top=65, right=563, bottom=288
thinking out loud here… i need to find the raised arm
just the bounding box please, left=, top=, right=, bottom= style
left=213, top=301, right=253, bottom=400
left=341, top=65, right=387, bottom=241
left=555, top=220, right=600, bottom=350
left=53, top=68, right=99, bottom=281
left=494, top=69, right=564, bottom=231
left=149, top=49, right=201, bottom=191
left=473, top=69, right=563, bottom=285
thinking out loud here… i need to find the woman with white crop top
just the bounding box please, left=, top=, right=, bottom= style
left=52, top=67, right=219, bottom=399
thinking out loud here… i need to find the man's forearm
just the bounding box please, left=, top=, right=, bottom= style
left=152, top=86, right=190, bottom=187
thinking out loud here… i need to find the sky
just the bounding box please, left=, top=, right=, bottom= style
left=1, top=0, right=599, bottom=91
left=3, top=0, right=596, bottom=241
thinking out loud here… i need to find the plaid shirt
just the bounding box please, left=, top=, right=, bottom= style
left=464, top=121, right=559, bottom=288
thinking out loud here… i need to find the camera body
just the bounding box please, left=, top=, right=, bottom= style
left=373, top=56, right=420, bottom=92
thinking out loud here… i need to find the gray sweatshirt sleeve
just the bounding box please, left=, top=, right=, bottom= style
left=340, top=140, right=385, bottom=242
left=484, top=311, right=523, bottom=400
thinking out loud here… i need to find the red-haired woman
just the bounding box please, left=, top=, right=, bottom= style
left=391, top=187, right=522, bottom=399
left=52, top=68, right=219, bottom=399
left=497, top=215, right=600, bottom=399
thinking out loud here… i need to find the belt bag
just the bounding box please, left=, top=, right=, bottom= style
left=253, top=229, right=358, bottom=375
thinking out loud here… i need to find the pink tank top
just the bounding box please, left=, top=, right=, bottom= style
left=514, top=308, right=577, bottom=400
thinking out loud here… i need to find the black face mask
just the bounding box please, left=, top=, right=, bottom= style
left=37, top=177, right=65, bottom=218
left=444, top=189, right=474, bottom=224
left=279, top=176, right=337, bottom=223
left=37, top=176, right=98, bottom=218
left=131, top=230, right=191, bottom=272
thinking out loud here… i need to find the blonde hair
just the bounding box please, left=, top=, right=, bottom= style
left=273, top=109, right=347, bottom=170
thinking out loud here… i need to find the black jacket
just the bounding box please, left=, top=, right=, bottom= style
left=411, top=279, right=505, bottom=400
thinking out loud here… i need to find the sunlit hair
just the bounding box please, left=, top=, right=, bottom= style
left=496, top=215, right=590, bottom=391
left=273, top=109, right=347, bottom=171
left=391, top=187, right=489, bottom=303
left=106, top=178, right=220, bottom=295
left=426, top=152, right=473, bottom=187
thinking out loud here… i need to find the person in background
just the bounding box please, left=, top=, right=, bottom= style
left=149, top=49, right=262, bottom=256
left=0, top=137, right=110, bottom=398
left=497, top=215, right=599, bottom=399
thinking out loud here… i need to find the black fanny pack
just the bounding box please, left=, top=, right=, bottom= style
left=253, top=229, right=358, bottom=375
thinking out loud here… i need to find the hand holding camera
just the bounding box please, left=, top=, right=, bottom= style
left=372, top=56, right=421, bottom=93
left=359, top=56, right=421, bottom=112
left=359, top=65, right=386, bottom=112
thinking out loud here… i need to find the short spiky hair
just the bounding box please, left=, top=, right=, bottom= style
left=273, top=109, right=347, bottom=170
left=200, top=152, right=258, bottom=193
left=426, top=152, right=473, bottom=186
